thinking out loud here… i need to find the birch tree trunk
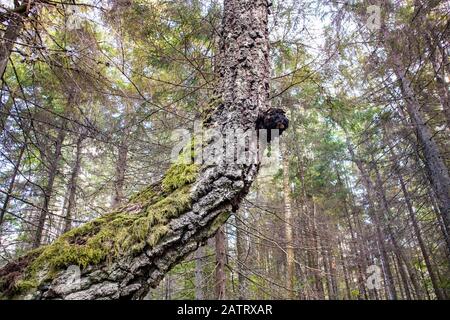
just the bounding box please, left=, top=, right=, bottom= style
left=0, top=0, right=278, bottom=300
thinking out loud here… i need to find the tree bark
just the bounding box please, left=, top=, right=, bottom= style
left=215, top=225, right=226, bottom=300
left=0, top=0, right=274, bottom=300
left=235, top=211, right=247, bottom=300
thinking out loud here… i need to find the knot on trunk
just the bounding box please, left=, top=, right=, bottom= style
left=256, top=108, right=289, bottom=142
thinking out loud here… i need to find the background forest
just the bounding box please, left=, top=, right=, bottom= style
left=0, top=0, right=449, bottom=300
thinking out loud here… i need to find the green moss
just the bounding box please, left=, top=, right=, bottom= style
left=147, top=225, right=170, bottom=247
left=2, top=162, right=200, bottom=297
left=147, top=185, right=192, bottom=221
left=162, top=163, right=198, bottom=192
left=206, top=211, right=231, bottom=238
left=129, top=184, right=160, bottom=204
left=118, top=184, right=192, bottom=254
left=13, top=279, right=39, bottom=294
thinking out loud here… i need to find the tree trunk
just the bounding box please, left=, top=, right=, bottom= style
left=392, top=256, right=407, bottom=300
left=215, top=225, right=226, bottom=300
left=0, top=11, right=23, bottom=82
left=311, top=199, right=325, bottom=299
left=386, top=133, right=443, bottom=299
left=282, top=147, right=295, bottom=299
left=0, top=90, right=17, bottom=133
left=0, top=142, right=25, bottom=228
left=32, top=122, right=67, bottom=248
left=391, top=53, right=450, bottom=237
left=337, top=233, right=352, bottom=300
left=319, top=225, right=333, bottom=299
left=235, top=211, right=247, bottom=300
left=371, top=159, right=418, bottom=300
left=338, top=173, right=368, bottom=299
left=194, top=245, right=205, bottom=300
left=346, top=140, right=397, bottom=300
left=62, top=134, right=84, bottom=233
left=111, top=114, right=130, bottom=207
left=414, top=0, right=450, bottom=128
left=0, top=0, right=275, bottom=300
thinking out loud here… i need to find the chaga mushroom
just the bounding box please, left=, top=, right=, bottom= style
left=256, top=108, right=289, bottom=142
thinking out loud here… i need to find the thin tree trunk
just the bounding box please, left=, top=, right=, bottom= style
left=215, top=225, right=226, bottom=300
left=62, top=134, right=84, bottom=233
left=341, top=191, right=368, bottom=299
left=328, top=236, right=338, bottom=299
left=111, top=131, right=129, bottom=207
left=311, top=199, right=325, bottom=299
left=337, top=232, right=352, bottom=300
left=319, top=227, right=333, bottom=299
left=346, top=140, right=397, bottom=300
left=0, top=12, right=23, bottom=81
left=164, top=274, right=171, bottom=300
left=388, top=141, right=443, bottom=299
left=235, top=211, right=247, bottom=300
left=0, top=142, right=25, bottom=228
left=194, top=245, right=205, bottom=300
left=392, top=256, right=408, bottom=300
left=369, top=193, right=397, bottom=300
left=370, top=159, right=418, bottom=300
left=32, top=122, right=66, bottom=248
left=352, top=213, right=377, bottom=300
left=282, top=147, right=295, bottom=299
left=0, top=90, right=16, bottom=133
left=392, top=56, right=450, bottom=236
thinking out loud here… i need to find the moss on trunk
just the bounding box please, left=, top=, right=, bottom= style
left=0, top=163, right=199, bottom=299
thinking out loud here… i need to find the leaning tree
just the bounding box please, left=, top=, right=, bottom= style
left=0, top=0, right=288, bottom=300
